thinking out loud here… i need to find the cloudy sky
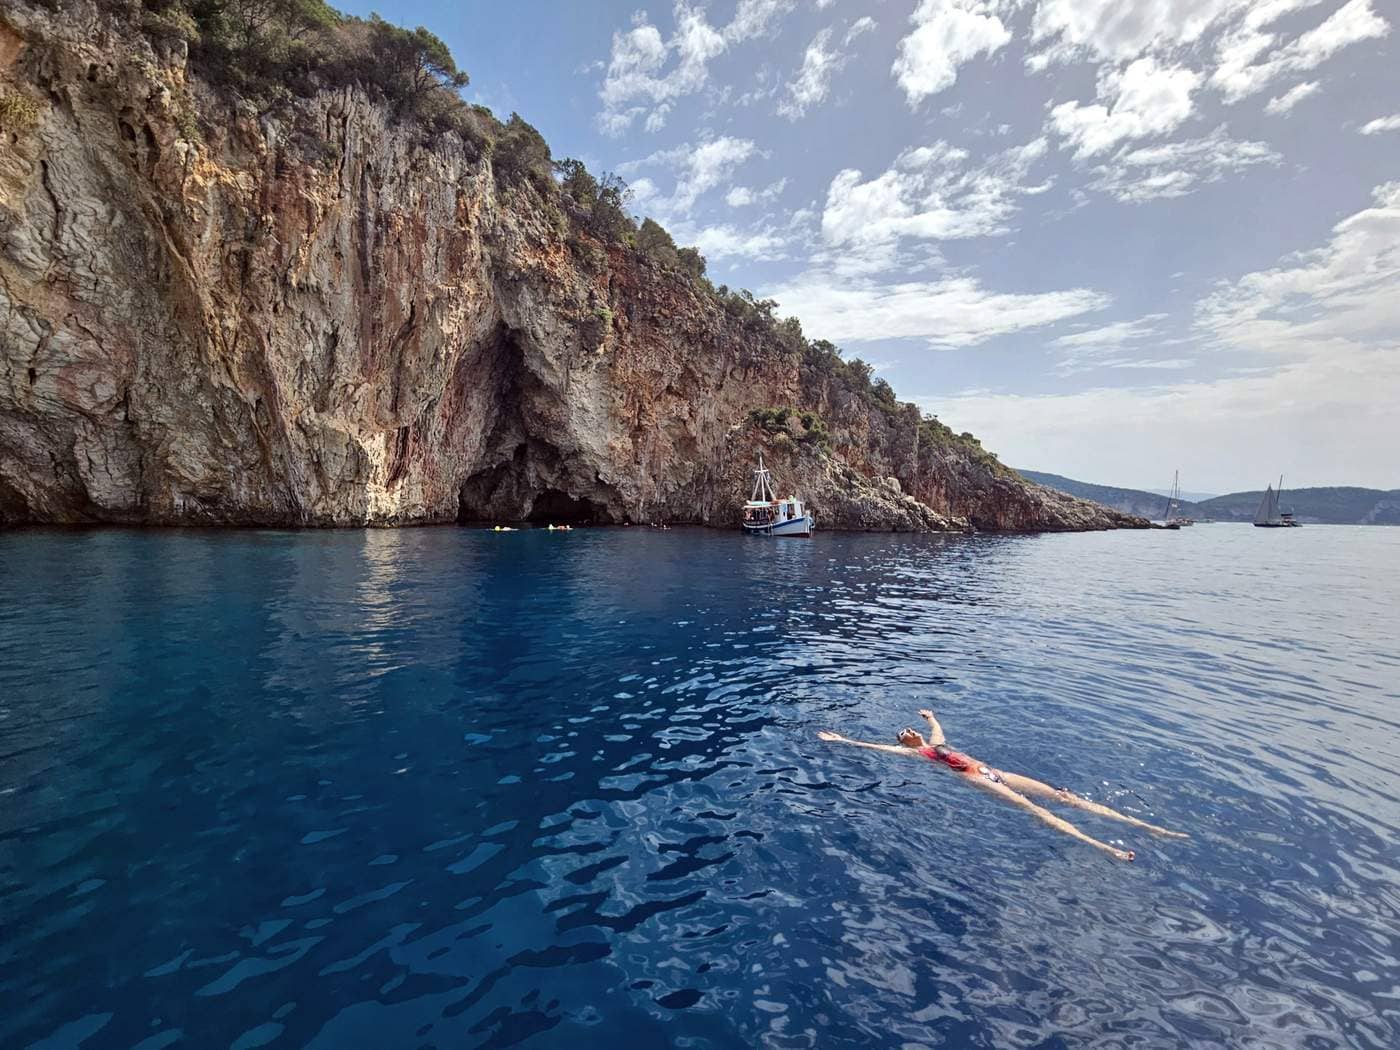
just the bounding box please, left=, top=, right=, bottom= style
left=342, top=1, right=1400, bottom=493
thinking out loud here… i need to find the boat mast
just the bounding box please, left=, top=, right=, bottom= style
left=751, top=453, right=775, bottom=503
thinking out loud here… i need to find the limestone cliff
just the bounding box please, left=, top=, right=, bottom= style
left=0, top=2, right=1144, bottom=532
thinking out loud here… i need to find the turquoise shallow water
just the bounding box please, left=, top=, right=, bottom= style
left=2, top=524, right=1398, bottom=1049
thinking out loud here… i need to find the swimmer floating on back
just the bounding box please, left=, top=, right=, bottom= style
left=819, top=709, right=1186, bottom=862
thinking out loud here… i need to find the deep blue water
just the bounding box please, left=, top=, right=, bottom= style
left=2, top=524, right=1399, bottom=1049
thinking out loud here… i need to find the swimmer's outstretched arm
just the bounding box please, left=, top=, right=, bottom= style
left=817, top=730, right=914, bottom=756
left=917, top=709, right=946, bottom=747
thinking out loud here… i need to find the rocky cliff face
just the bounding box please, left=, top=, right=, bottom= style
left=0, top=3, right=1144, bottom=532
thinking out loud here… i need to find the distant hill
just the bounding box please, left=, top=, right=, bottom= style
left=1018, top=471, right=1400, bottom=525
left=1195, top=487, right=1400, bottom=525
left=1017, top=471, right=1189, bottom=519
left=1147, top=487, right=1219, bottom=503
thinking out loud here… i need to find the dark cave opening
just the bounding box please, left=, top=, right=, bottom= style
left=526, top=489, right=613, bottom=524
left=451, top=323, right=623, bottom=526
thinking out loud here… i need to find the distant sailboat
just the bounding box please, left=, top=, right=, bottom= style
left=1163, top=470, right=1194, bottom=528
left=1253, top=476, right=1300, bottom=528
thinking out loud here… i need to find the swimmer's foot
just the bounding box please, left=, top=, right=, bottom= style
left=1112, top=848, right=1135, bottom=862
left=1143, top=823, right=1189, bottom=838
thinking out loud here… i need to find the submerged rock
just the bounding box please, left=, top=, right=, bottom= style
left=0, top=3, right=1144, bottom=533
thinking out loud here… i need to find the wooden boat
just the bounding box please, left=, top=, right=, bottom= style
left=742, top=454, right=815, bottom=537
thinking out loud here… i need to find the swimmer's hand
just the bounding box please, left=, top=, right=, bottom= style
left=817, top=730, right=844, bottom=742
left=917, top=708, right=935, bottom=721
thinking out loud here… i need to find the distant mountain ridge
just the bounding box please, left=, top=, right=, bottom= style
left=1193, top=487, right=1400, bottom=525
left=1017, top=471, right=1400, bottom=525
left=1147, top=487, right=1219, bottom=503
left=1018, top=472, right=1182, bottom=519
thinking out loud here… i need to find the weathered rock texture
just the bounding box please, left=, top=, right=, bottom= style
left=0, top=3, right=1145, bottom=532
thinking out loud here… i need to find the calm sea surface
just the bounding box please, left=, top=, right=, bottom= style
left=2, top=525, right=1398, bottom=1049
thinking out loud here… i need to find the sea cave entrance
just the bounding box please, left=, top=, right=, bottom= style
left=527, top=489, right=613, bottom=525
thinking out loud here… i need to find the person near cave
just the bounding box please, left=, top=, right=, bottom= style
left=818, top=709, right=1186, bottom=861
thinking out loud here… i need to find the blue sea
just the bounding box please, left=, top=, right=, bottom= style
left=2, top=524, right=1398, bottom=1049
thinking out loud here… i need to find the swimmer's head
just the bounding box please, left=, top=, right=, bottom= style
left=896, top=727, right=925, bottom=749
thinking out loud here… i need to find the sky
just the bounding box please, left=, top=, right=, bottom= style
left=339, top=1, right=1400, bottom=493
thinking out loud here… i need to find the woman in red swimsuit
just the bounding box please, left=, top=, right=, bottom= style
left=818, top=709, right=1185, bottom=862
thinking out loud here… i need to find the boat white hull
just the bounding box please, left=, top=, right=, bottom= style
left=744, top=515, right=815, bottom=537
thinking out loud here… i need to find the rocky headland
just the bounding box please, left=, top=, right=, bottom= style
left=0, top=1, right=1145, bottom=532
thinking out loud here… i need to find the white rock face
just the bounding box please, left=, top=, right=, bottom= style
left=0, top=4, right=1140, bottom=533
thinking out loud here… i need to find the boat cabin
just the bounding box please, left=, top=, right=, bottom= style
left=744, top=496, right=806, bottom=526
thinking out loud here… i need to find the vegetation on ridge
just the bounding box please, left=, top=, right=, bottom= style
left=748, top=407, right=831, bottom=448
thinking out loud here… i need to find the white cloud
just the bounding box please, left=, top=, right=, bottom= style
left=922, top=185, right=1400, bottom=490
left=1049, top=57, right=1202, bottom=159
left=644, top=105, right=672, bottom=132
left=725, top=178, right=788, bottom=207
left=845, top=16, right=877, bottom=45
left=778, top=28, right=842, bottom=120
left=621, top=136, right=760, bottom=218
left=1212, top=0, right=1389, bottom=102
left=891, top=0, right=1011, bottom=106
left=726, top=0, right=795, bottom=43
left=1050, top=313, right=1171, bottom=374
left=933, top=352, right=1400, bottom=490
left=1030, top=0, right=1251, bottom=64
left=1264, top=80, right=1320, bottom=114
left=769, top=272, right=1109, bottom=348
left=597, top=1, right=796, bottom=135
left=1359, top=114, right=1400, bottom=134
left=1104, top=358, right=1196, bottom=369
left=1197, top=180, right=1400, bottom=358
left=685, top=224, right=790, bottom=260
left=1053, top=314, right=1167, bottom=349
left=628, top=176, right=662, bottom=212
left=1086, top=127, right=1279, bottom=202
left=819, top=138, right=1051, bottom=262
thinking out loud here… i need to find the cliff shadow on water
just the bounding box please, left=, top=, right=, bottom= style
left=0, top=0, right=1144, bottom=534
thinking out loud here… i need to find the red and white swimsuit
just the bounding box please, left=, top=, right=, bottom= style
left=919, top=744, right=1004, bottom=784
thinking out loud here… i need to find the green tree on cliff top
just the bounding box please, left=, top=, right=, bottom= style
left=636, top=218, right=679, bottom=266
left=366, top=14, right=469, bottom=110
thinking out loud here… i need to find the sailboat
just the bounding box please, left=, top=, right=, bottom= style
left=1253, top=476, right=1300, bottom=528
left=742, top=453, right=815, bottom=537
left=1163, top=470, right=1194, bottom=528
